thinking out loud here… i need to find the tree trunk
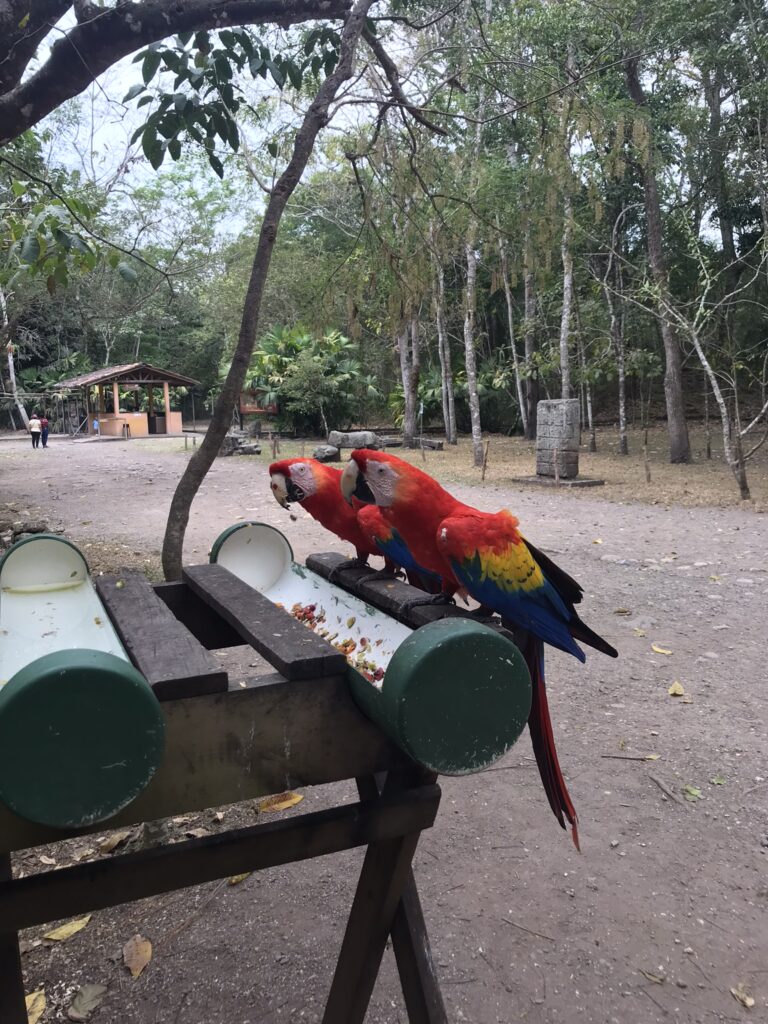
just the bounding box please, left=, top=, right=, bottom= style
left=625, top=57, right=691, bottom=464
left=601, top=258, right=628, bottom=454
left=434, top=254, right=457, bottom=444
left=497, top=233, right=527, bottom=434
left=161, top=0, right=374, bottom=580
left=1, top=288, right=29, bottom=430
left=463, top=239, right=484, bottom=467
left=559, top=195, right=574, bottom=399
left=398, top=315, right=420, bottom=447
left=523, top=225, right=538, bottom=440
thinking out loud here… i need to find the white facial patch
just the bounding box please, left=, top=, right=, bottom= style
left=270, top=472, right=289, bottom=506
left=289, top=461, right=317, bottom=497
left=364, top=461, right=399, bottom=507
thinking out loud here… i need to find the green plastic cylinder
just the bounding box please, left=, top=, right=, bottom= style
left=0, top=649, right=165, bottom=828
left=348, top=618, right=532, bottom=775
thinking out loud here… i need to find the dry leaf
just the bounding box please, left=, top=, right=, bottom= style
left=26, top=990, right=46, bottom=1024
left=639, top=969, right=665, bottom=984
left=213, top=811, right=225, bottom=822
left=185, top=827, right=210, bottom=839
left=67, top=984, right=108, bottom=1021
left=39, top=854, right=56, bottom=866
left=44, top=915, right=91, bottom=941
left=645, top=754, right=660, bottom=761
left=228, top=872, right=251, bottom=886
left=98, top=831, right=131, bottom=854
left=123, top=934, right=152, bottom=978
left=259, top=791, right=304, bottom=813
left=668, top=681, right=686, bottom=697
left=710, top=774, right=726, bottom=786
left=633, top=627, right=647, bottom=637
left=652, top=644, right=673, bottom=656
left=683, top=785, right=702, bottom=802
left=730, top=983, right=755, bottom=1009
left=613, top=608, right=631, bottom=616
left=593, top=538, right=603, bottom=544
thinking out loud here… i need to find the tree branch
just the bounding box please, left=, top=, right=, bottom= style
left=0, top=0, right=353, bottom=145
left=363, top=28, right=448, bottom=136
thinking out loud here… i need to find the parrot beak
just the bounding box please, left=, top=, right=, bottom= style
left=270, top=472, right=305, bottom=508
left=341, top=459, right=375, bottom=505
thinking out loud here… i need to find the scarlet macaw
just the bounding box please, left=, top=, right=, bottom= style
left=268, top=458, right=437, bottom=586
left=340, top=449, right=618, bottom=849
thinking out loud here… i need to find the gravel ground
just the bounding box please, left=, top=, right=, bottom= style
left=1, top=430, right=766, bottom=1024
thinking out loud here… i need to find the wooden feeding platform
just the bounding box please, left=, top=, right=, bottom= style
left=0, top=527, right=533, bottom=1023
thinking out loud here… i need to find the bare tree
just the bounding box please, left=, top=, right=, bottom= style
left=162, top=0, right=374, bottom=578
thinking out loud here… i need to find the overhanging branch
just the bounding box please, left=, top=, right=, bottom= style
left=0, top=0, right=352, bottom=145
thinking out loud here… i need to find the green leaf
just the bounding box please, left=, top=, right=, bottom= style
left=265, top=60, right=284, bottom=88
left=267, top=141, right=278, bottom=158
left=709, top=774, right=726, bottom=786
left=123, top=83, right=145, bottom=103
left=168, top=138, right=182, bottom=161
left=141, top=128, right=165, bottom=170
left=177, top=31, right=194, bottom=46
left=20, top=234, right=41, bottom=263
left=19, top=12, right=30, bottom=28
left=117, top=261, right=139, bottom=284
left=287, top=62, right=303, bottom=90
left=173, top=92, right=187, bottom=112
left=249, top=56, right=265, bottom=77
left=137, top=94, right=153, bottom=108
left=208, top=153, right=225, bottom=178
left=142, top=50, right=162, bottom=84
left=107, top=251, right=120, bottom=269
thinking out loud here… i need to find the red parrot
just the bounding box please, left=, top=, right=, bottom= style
left=269, top=458, right=382, bottom=565
left=341, top=449, right=618, bottom=849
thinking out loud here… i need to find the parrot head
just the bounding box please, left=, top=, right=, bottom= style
left=269, top=458, right=321, bottom=508
left=340, top=449, right=415, bottom=508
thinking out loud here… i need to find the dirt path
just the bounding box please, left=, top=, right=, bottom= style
left=2, top=435, right=767, bottom=1024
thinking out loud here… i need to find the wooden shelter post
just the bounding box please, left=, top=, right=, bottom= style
left=147, top=387, right=154, bottom=417
left=97, top=386, right=105, bottom=414
left=163, top=381, right=171, bottom=421
left=112, top=383, right=120, bottom=413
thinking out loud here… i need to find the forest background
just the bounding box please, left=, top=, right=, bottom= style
left=2, top=0, right=768, bottom=514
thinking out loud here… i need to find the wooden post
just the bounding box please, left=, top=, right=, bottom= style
left=112, top=382, right=120, bottom=413
left=0, top=854, right=26, bottom=1024
left=163, top=382, right=171, bottom=430
left=97, top=385, right=105, bottom=413
left=147, top=387, right=154, bottom=417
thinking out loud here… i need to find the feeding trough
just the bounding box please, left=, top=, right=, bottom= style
left=210, top=522, right=532, bottom=775
left=0, top=535, right=165, bottom=828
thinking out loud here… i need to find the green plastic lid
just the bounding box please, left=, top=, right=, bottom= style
left=0, top=649, right=165, bottom=828
left=349, top=618, right=532, bottom=775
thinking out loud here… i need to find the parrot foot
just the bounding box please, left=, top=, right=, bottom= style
left=357, top=569, right=400, bottom=584
left=400, top=592, right=454, bottom=611
left=329, top=557, right=367, bottom=583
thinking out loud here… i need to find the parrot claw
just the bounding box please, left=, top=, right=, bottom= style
left=329, top=557, right=367, bottom=583
left=357, top=569, right=401, bottom=584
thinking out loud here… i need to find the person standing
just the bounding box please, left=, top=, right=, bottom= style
left=40, top=412, right=49, bottom=448
left=28, top=412, right=42, bottom=449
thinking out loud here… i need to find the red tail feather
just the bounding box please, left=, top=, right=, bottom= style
left=523, top=636, right=580, bottom=851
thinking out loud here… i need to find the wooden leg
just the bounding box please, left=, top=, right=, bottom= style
left=0, top=855, right=26, bottom=1024
left=321, top=829, right=421, bottom=1024
left=357, top=776, right=448, bottom=1024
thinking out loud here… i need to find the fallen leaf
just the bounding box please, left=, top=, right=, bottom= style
left=730, top=983, right=755, bottom=1009
left=115, top=580, right=125, bottom=589
left=123, top=934, right=152, bottom=978
left=618, top=738, right=626, bottom=750
left=212, top=811, right=224, bottom=822
left=683, top=785, right=702, bottom=802
left=613, top=608, right=631, bottom=615
left=185, top=827, right=210, bottom=839
left=633, top=627, right=647, bottom=637
left=668, top=681, right=686, bottom=696
left=593, top=538, right=603, bottom=544
left=259, top=791, right=304, bottom=813
left=67, top=984, right=108, bottom=1021
left=709, top=774, right=726, bottom=786
left=652, top=644, right=673, bottom=656
left=97, top=831, right=131, bottom=854
left=228, top=872, right=251, bottom=886
left=645, top=754, right=660, bottom=761
left=26, top=990, right=46, bottom=1024
left=709, top=575, right=720, bottom=582
left=639, top=969, right=666, bottom=984
left=44, top=915, right=91, bottom=941
left=680, top=695, right=694, bottom=704
left=39, top=854, right=56, bottom=866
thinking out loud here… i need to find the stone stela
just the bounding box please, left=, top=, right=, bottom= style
left=536, top=399, right=581, bottom=479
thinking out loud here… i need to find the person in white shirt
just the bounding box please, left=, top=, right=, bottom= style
left=28, top=413, right=42, bottom=449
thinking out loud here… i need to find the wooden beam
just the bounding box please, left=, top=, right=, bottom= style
left=96, top=572, right=229, bottom=700
left=0, top=785, right=440, bottom=931
left=0, top=669, right=411, bottom=852
left=183, top=563, right=348, bottom=680
left=0, top=855, right=25, bottom=1024
left=153, top=580, right=244, bottom=650
left=163, top=380, right=171, bottom=420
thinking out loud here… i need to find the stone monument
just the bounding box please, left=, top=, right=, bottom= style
left=536, top=399, right=581, bottom=479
